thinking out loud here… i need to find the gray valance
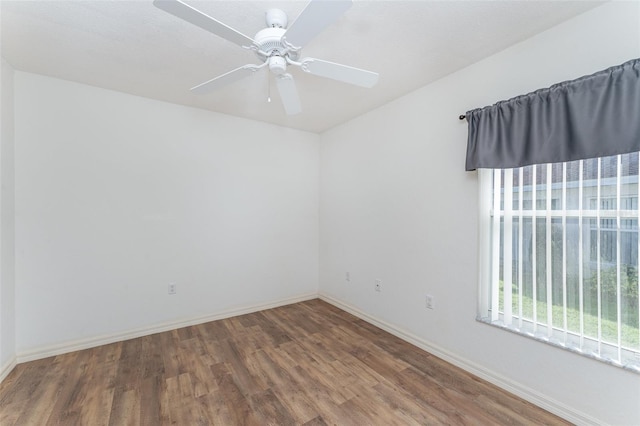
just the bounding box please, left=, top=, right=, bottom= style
left=465, top=58, right=640, bottom=171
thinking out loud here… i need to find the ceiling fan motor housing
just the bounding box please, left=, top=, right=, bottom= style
left=254, top=27, right=286, bottom=55
left=253, top=26, right=300, bottom=62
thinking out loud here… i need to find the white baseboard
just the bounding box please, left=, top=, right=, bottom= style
left=0, top=355, right=17, bottom=383
left=17, top=292, right=317, bottom=364
left=318, top=292, right=601, bottom=426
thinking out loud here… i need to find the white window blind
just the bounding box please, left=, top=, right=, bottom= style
left=478, top=153, right=640, bottom=372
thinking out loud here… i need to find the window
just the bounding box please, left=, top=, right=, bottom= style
left=478, top=153, right=640, bottom=371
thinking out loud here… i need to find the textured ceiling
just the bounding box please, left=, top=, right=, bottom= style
left=1, top=0, right=602, bottom=133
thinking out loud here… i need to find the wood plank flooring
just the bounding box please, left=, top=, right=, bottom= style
left=0, top=299, right=570, bottom=425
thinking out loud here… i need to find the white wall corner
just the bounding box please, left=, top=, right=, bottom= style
left=0, top=55, right=17, bottom=384
left=0, top=355, right=16, bottom=384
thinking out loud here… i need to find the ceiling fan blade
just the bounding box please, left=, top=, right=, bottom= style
left=275, top=74, right=302, bottom=115
left=299, top=58, right=379, bottom=88
left=282, top=0, right=352, bottom=49
left=191, top=64, right=262, bottom=94
left=153, top=0, right=255, bottom=48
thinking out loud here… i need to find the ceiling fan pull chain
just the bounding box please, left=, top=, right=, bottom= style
left=267, top=71, right=272, bottom=103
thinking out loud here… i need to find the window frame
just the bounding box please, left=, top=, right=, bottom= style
left=477, top=157, right=640, bottom=373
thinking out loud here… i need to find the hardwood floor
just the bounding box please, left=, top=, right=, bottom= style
left=0, top=299, right=570, bottom=425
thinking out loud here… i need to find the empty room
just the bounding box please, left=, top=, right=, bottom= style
left=1, top=0, right=639, bottom=424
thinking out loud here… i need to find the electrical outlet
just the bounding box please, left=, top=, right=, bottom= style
left=375, top=279, right=381, bottom=292
left=168, top=283, right=177, bottom=295
left=425, top=294, right=434, bottom=309
left=345, top=272, right=351, bottom=282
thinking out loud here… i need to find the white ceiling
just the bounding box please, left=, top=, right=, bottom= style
left=1, top=0, right=602, bottom=133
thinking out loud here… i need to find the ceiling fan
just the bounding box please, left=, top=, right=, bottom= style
left=153, top=0, right=379, bottom=115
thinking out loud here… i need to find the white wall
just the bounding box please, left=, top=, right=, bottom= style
left=0, top=57, right=16, bottom=378
left=14, top=73, right=319, bottom=355
left=319, top=2, right=640, bottom=425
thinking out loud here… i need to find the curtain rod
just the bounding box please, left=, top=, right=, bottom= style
left=459, top=115, right=466, bottom=120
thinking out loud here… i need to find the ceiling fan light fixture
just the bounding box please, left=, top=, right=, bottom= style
left=268, top=56, right=287, bottom=75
